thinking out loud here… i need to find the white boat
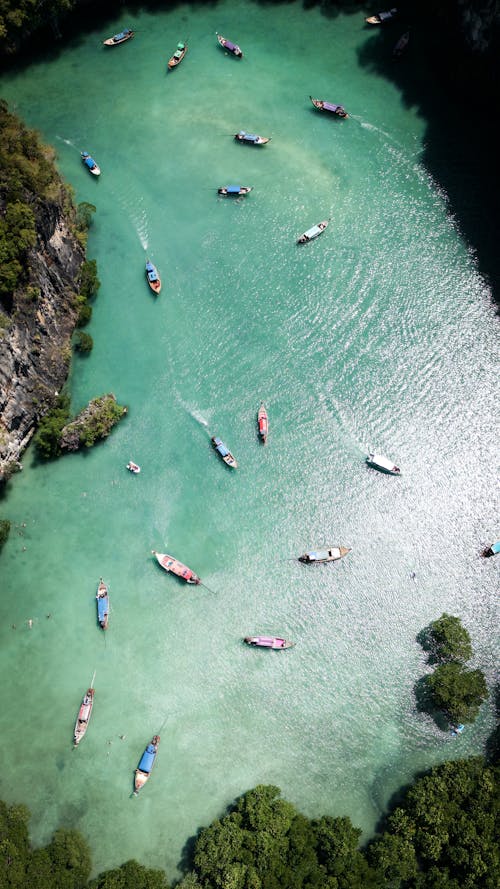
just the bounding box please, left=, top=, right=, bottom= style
left=298, top=546, right=351, bottom=564
left=297, top=220, right=329, bottom=244
left=73, top=678, right=95, bottom=747
left=366, top=453, right=401, bottom=475
left=152, top=551, right=201, bottom=584
left=126, top=461, right=141, bottom=474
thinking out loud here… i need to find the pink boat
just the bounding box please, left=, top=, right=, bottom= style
left=152, top=550, right=200, bottom=584
left=257, top=403, right=268, bottom=443
left=244, top=636, right=294, bottom=649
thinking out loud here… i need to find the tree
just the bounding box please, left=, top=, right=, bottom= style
left=74, top=332, right=93, bottom=353
left=79, top=260, right=100, bottom=300
left=427, top=614, right=473, bottom=663
left=426, top=662, right=488, bottom=724
left=89, top=858, right=169, bottom=889
left=34, top=394, right=71, bottom=459
left=0, top=519, right=11, bottom=552
left=44, top=827, right=91, bottom=889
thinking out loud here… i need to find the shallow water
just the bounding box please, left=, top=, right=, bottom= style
left=0, top=0, right=498, bottom=878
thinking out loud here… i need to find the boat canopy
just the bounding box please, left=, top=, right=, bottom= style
left=309, top=551, right=330, bottom=561
left=177, top=43, right=185, bottom=49
left=138, top=744, right=156, bottom=773
left=97, top=596, right=108, bottom=620
left=215, top=440, right=229, bottom=457
left=114, top=30, right=130, bottom=41
left=84, top=157, right=95, bottom=168
left=370, top=453, right=394, bottom=470
left=323, top=102, right=343, bottom=113
left=227, top=186, right=241, bottom=194
left=225, top=40, right=237, bottom=51
left=492, top=541, right=500, bottom=554
left=305, top=225, right=322, bottom=238
left=241, top=132, right=258, bottom=141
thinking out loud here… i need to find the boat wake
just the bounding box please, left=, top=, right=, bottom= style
left=178, top=399, right=211, bottom=431
left=56, top=136, right=78, bottom=150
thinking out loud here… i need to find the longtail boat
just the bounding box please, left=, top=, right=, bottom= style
left=298, top=546, right=351, bottom=564
left=216, top=33, right=243, bottom=57
left=103, top=29, right=134, bottom=47
left=152, top=551, right=201, bottom=584
left=145, top=260, right=161, bottom=294
left=366, top=453, right=401, bottom=475
left=482, top=541, right=500, bottom=558
left=73, top=674, right=95, bottom=747
left=134, top=735, right=160, bottom=794
left=96, top=578, right=109, bottom=629
left=81, top=152, right=100, bottom=176
left=365, top=8, right=398, bottom=24
left=393, top=31, right=410, bottom=58
left=218, top=186, right=252, bottom=197
left=297, top=220, right=329, bottom=244
left=257, top=403, right=268, bottom=443
left=244, top=636, right=294, bottom=649
left=168, top=41, right=187, bottom=69
left=234, top=131, right=270, bottom=146
left=211, top=436, right=238, bottom=468
left=310, top=96, right=348, bottom=118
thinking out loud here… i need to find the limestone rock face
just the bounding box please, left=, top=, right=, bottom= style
left=0, top=200, right=84, bottom=477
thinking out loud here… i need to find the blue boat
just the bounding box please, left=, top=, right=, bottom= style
left=482, top=541, right=500, bottom=557
left=218, top=185, right=252, bottom=197
left=103, top=29, right=134, bottom=47
left=96, top=578, right=109, bottom=630
left=234, top=131, right=270, bottom=146
left=134, top=735, right=160, bottom=794
left=81, top=152, right=100, bottom=176
left=211, top=436, right=238, bottom=468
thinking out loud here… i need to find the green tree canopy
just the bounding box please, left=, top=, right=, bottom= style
left=427, top=614, right=473, bottom=663
left=426, top=662, right=488, bottom=724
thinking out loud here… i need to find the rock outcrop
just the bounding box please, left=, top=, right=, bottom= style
left=0, top=200, right=84, bottom=478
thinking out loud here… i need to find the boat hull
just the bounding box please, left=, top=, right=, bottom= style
left=310, top=96, right=348, bottom=118
left=244, top=636, right=294, bottom=650
left=96, top=579, right=109, bottom=629
left=234, top=132, right=270, bottom=146
left=218, top=186, right=252, bottom=197
left=366, top=453, right=401, bottom=475
left=73, top=688, right=95, bottom=746
left=168, top=43, right=187, bottom=69
left=298, top=546, right=351, bottom=563
left=217, top=34, right=243, bottom=57
left=134, top=735, right=160, bottom=794
left=103, top=30, right=134, bottom=46
left=257, top=404, right=268, bottom=443
left=152, top=551, right=201, bottom=584
left=297, top=220, right=329, bottom=244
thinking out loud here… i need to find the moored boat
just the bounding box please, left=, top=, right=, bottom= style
left=366, top=453, right=401, bottom=475
left=310, top=96, right=348, bottom=118
left=298, top=546, right=351, bottom=564
left=257, top=403, right=268, bottom=443
left=481, top=541, right=500, bottom=558
left=234, top=131, right=270, bottom=146
left=96, top=578, right=109, bottom=629
left=73, top=682, right=95, bottom=747
left=134, top=735, right=160, bottom=794
left=393, top=31, right=410, bottom=57
left=145, top=260, right=161, bottom=294
left=218, top=185, right=253, bottom=197
left=126, top=461, right=141, bottom=474
left=365, top=8, right=398, bottom=24
left=216, top=33, right=243, bottom=57
left=168, top=41, right=187, bottom=69
left=152, top=551, right=201, bottom=584
left=244, top=636, right=294, bottom=649
left=103, top=28, right=134, bottom=47
left=297, top=220, right=329, bottom=244
left=211, top=436, right=238, bottom=468
left=81, top=152, right=100, bottom=176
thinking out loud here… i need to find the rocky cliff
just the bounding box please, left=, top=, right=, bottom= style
left=0, top=199, right=84, bottom=478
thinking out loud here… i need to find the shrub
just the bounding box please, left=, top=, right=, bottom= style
left=74, top=332, right=93, bottom=353
left=79, top=259, right=100, bottom=300
left=34, top=394, right=71, bottom=459
left=0, top=519, right=11, bottom=551
left=76, top=302, right=92, bottom=327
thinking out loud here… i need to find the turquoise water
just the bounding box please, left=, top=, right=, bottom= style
left=0, top=1, right=498, bottom=878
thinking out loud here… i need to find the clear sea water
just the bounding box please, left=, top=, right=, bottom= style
left=0, top=1, right=498, bottom=878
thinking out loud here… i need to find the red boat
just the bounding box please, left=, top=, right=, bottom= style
left=152, top=551, right=200, bottom=584
left=257, top=403, right=268, bottom=443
